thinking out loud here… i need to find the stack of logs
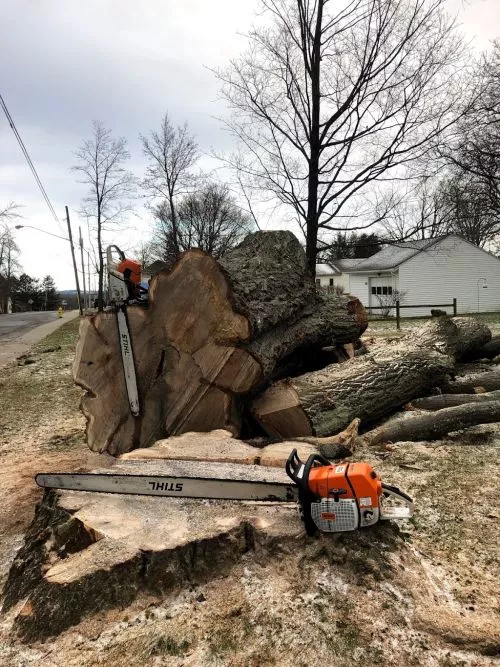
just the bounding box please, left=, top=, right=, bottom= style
left=74, top=230, right=500, bottom=457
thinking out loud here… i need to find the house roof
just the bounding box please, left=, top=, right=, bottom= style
left=334, top=258, right=361, bottom=272
left=337, top=236, right=444, bottom=273
left=315, top=262, right=340, bottom=276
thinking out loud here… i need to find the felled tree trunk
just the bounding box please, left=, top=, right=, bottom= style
left=479, top=335, right=500, bottom=359
left=251, top=317, right=489, bottom=438
left=441, top=370, right=500, bottom=394
left=74, top=231, right=367, bottom=456
left=407, top=390, right=500, bottom=411
left=357, top=401, right=500, bottom=446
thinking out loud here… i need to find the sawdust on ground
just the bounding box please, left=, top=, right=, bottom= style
left=0, top=319, right=499, bottom=666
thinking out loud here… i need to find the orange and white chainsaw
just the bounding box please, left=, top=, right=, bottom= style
left=36, top=450, right=413, bottom=535
left=106, top=246, right=147, bottom=417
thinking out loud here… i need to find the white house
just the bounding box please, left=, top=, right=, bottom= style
left=317, top=234, right=500, bottom=316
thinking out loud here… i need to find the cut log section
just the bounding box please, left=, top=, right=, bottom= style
left=252, top=317, right=491, bottom=438
left=73, top=231, right=367, bottom=455
left=357, top=401, right=500, bottom=446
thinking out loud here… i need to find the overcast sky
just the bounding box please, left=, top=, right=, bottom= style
left=1, top=0, right=498, bottom=290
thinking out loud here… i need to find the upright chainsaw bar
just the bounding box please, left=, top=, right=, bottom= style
left=35, top=472, right=299, bottom=502
left=116, top=306, right=140, bottom=417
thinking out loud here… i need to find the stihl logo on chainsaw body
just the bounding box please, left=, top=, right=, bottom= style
left=148, top=481, right=184, bottom=492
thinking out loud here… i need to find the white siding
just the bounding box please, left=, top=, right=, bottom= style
left=347, top=274, right=370, bottom=305
left=398, top=235, right=500, bottom=316
left=316, top=274, right=336, bottom=288
left=335, top=272, right=350, bottom=292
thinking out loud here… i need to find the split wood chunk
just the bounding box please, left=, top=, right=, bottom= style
left=73, top=231, right=367, bottom=455
left=120, top=428, right=353, bottom=468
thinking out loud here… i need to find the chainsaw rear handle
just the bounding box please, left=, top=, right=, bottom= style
left=285, top=448, right=331, bottom=498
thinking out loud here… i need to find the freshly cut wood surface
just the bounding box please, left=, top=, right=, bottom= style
left=121, top=429, right=322, bottom=468
left=358, top=401, right=500, bottom=446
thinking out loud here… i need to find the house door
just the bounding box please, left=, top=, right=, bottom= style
left=369, top=276, right=394, bottom=312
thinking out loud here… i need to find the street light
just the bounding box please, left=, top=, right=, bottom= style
left=14, top=224, right=69, bottom=242
left=477, top=278, right=488, bottom=313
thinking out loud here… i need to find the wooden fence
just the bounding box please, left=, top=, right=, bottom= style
left=367, top=298, right=457, bottom=330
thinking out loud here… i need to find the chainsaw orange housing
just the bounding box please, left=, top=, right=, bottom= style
left=308, top=462, right=383, bottom=508
left=117, top=258, right=142, bottom=285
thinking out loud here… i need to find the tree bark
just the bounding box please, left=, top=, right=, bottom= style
left=74, top=231, right=367, bottom=455
left=358, top=401, right=500, bottom=446
left=441, top=370, right=500, bottom=394
left=407, top=390, right=500, bottom=411
left=452, top=317, right=491, bottom=359
left=478, top=335, right=500, bottom=359
left=251, top=317, right=489, bottom=438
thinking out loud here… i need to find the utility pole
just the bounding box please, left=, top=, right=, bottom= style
left=65, top=206, right=83, bottom=316
left=87, top=252, right=91, bottom=308
left=79, top=226, right=87, bottom=313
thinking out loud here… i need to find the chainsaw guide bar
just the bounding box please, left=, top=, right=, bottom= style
left=35, top=472, right=298, bottom=502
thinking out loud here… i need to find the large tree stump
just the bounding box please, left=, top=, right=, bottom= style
left=74, top=231, right=367, bottom=455
left=2, top=459, right=301, bottom=641
left=251, top=317, right=490, bottom=438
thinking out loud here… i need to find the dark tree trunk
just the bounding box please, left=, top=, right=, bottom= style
left=358, top=401, right=500, bottom=446
left=251, top=317, right=490, bottom=438
left=407, top=390, right=500, bottom=411
left=442, top=370, right=500, bottom=394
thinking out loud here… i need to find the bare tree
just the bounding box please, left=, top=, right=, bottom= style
left=151, top=182, right=254, bottom=264
left=441, top=41, right=500, bottom=223
left=0, top=202, right=21, bottom=223
left=141, top=114, right=198, bottom=257
left=381, top=178, right=451, bottom=241
left=217, top=0, right=469, bottom=273
left=0, top=226, right=21, bottom=313
left=73, top=121, right=136, bottom=310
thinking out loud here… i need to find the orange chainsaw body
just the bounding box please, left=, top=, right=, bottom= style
left=308, top=462, right=383, bottom=510
left=117, top=258, right=142, bottom=285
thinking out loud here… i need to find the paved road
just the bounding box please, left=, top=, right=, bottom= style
left=0, top=310, right=79, bottom=368
left=0, top=312, right=60, bottom=342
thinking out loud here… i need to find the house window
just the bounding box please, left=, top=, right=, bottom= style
left=376, top=286, right=382, bottom=295
left=371, top=287, right=376, bottom=295
left=315, top=278, right=320, bottom=286
left=329, top=278, right=334, bottom=286
left=388, top=286, right=393, bottom=295
left=382, top=286, right=388, bottom=295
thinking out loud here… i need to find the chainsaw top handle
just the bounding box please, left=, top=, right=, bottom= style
left=285, top=448, right=332, bottom=497
left=107, top=245, right=126, bottom=262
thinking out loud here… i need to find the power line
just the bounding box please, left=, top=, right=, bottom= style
left=0, top=92, right=62, bottom=228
